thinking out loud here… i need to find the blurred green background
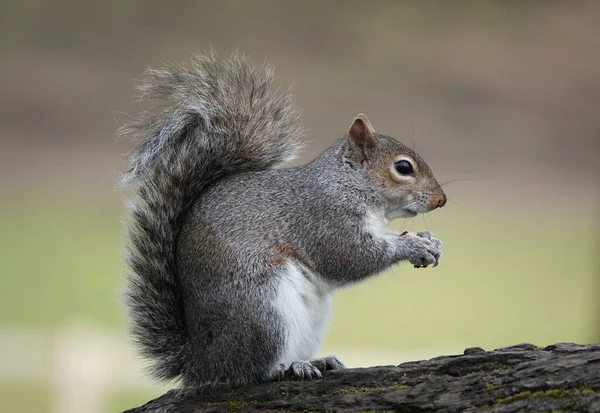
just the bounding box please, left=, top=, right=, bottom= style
left=1, top=1, right=599, bottom=412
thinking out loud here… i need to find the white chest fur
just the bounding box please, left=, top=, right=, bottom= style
left=364, top=210, right=399, bottom=244
left=271, top=261, right=332, bottom=371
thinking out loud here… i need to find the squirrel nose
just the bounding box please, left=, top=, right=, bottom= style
left=438, top=193, right=447, bottom=208
left=428, top=193, right=447, bottom=210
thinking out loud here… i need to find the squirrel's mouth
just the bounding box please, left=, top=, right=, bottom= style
left=386, top=207, right=418, bottom=219
left=401, top=209, right=418, bottom=218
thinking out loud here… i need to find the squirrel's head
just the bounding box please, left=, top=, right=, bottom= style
left=345, top=113, right=446, bottom=220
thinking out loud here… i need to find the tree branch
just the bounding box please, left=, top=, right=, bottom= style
left=125, top=342, right=600, bottom=412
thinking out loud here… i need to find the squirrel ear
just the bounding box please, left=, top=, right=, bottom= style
left=348, top=113, right=376, bottom=149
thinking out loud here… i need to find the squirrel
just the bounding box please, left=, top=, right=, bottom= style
left=119, top=52, right=447, bottom=388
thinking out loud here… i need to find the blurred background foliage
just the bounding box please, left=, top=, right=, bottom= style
left=1, top=1, right=599, bottom=412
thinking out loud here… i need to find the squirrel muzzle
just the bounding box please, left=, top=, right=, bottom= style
left=428, top=193, right=447, bottom=211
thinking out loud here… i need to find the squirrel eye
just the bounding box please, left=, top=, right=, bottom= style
left=394, top=160, right=414, bottom=176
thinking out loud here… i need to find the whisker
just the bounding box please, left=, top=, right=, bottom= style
left=429, top=178, right=476, bottom=192
left=448, top=198, right=465, bottom=209
left=408, top=125, right=417, bottom=152
left=396, top=198, right=420, bottom=209
left=441, top=178, right=476, bottom=185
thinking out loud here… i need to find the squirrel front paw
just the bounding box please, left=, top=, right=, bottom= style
left=400, top=231, right=442, bottom=268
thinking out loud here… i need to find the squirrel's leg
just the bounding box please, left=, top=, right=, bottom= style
left=181, top=292, right=285, bottom=386
left=268, top=261, right=343, bottom=381
left=362, top=212, right=443, bottom=270
left=315, top=212, right=444, bottom=285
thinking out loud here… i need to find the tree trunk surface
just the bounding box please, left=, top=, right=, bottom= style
left=125, top=343, right=600, bottom=413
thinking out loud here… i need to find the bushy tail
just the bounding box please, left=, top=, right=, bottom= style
left=120, top=52, right=304, bottom=382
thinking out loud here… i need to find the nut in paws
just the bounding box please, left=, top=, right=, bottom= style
left=402, top=231, right=443, bottom=268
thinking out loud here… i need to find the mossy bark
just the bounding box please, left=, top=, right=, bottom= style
left=125, top=343, right=600, bottom=412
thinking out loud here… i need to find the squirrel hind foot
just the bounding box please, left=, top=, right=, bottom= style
left=274, top=356, right=346, bottom=381
left=284, top=360, right=323, bottom=380
left=309, top=356, right=346, bottom=373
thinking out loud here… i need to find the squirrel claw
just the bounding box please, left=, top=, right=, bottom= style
left=404, top=231, right=442, bottom=269
left=284, top=360, right=323, bottom=381
left=310, top=356, right=345, bottom=373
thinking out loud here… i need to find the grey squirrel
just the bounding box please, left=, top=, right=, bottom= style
left=120, top=52, right=446, bottom=388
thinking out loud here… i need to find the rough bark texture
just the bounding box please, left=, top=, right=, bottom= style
left=125, top=343, right=600, bottom=413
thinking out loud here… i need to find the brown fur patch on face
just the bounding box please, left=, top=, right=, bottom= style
left=359, top=134, right=445, bottom=210
left=369, top=152, right=414, bottom=187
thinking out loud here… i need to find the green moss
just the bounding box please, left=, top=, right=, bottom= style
left=341, top=382, right=411, bottom=393
left=581, top=387, right=594, bottom=395
left=496, top=386, right=594, bottom=405
left=223, top=400, right=248, bottom=412
left=485, top=383, right=496, bottom=391
left=194, top=400, right=256, bottom=412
